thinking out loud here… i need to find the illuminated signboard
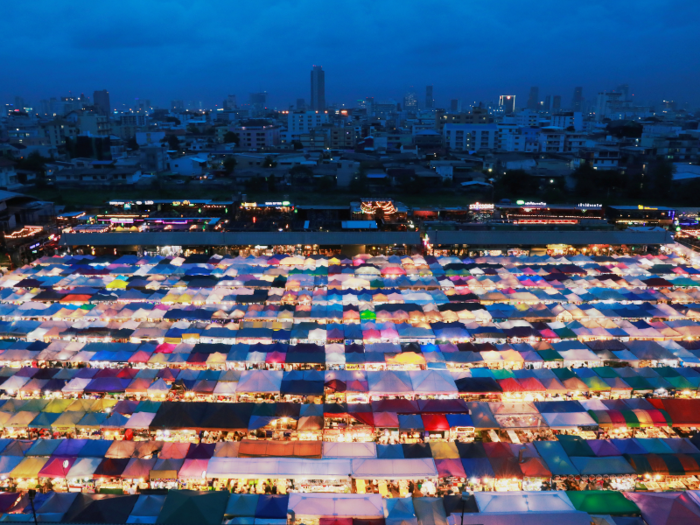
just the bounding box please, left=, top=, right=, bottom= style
left=577, top=203, right=602, bottom=208
left=637, top=205, right=658, bottom=210
left=29, top=242, right=41, bottom=250
left=515, top=200, right=546, bottom=207
left=469, top=202, right=494, bottom=211
left=360, top=200, right=397, bottom=215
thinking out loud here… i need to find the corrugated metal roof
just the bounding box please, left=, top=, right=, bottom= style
left=60, top=231, right=421, bottom=247
left=427, top=229, right=673, bottom=246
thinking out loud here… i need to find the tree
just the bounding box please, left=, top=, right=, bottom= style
left=399, top=174, right=423, bottom=194
left=186, top=124, right=199, bottom=134
left=316, top=176, right=335, bottom=192
left=245, top=176, right=267, bottom=192
left=223, top=158, right=237, bottom=175
left=165, top=116, right=181, bottom=126
left=349, top=169, right=369, bottom=194
left=262, top=155, right=277, bottom=168
left=223, top=131, right=239, bottom=144
left=167, top=135, right=180, bottom=150
left=127, top=137, right=140, bottom=150
left=75, top=136, right=94, bottom=158
left=494, top=169, right=538, bottom=199
left=292, top=140, right=303, bottom=150
left=646, top=160, right=674, bottom=200
left=289, top=165, right=313, bottom=184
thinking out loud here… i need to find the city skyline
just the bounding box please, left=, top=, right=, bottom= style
left=2, top=0, right=699, bottom=109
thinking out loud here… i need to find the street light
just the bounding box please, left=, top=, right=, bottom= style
left=460, top=491, right=471, bottom=525
left=27, top=489, right=38, bottom=525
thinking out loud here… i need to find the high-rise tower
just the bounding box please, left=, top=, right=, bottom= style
left=310, top=65, right=326, bottom=111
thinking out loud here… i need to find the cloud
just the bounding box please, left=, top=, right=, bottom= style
left=1, top=0, right=699, bottom=107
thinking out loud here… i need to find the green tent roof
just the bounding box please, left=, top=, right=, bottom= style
left=566, top=490, right=640, bottom=516
left=537, top=349, right=563, bottom=362
left=580, top=375, right=611, bottom=392
left=158, top=490, right=229, bottom=525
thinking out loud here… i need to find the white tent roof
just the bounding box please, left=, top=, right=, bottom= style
left=451, top=512, right=591, bottom=525
left=474, top=492, right=576, bottom=514
left=322, top=442, right=376, bottom=458
left=206, top=458, right=352, bottom=480
left=287, top=493, right=383, bottom=518
left=236, top=370, right=283, bottom=393
left=540, top=412, right=597, bottom=428
left=351, top=458, right=437, bottom=480
left=67, top=457, right=102, bottom=479
left=367, top=371, right=413, bottom=395
left=124, top=412, right=156, bottom=429
left=408, top=370, right=458, bottom=394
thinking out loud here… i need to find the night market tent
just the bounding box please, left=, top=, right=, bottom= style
left=127, top=494, right=166, bottom=524
left=157, top=490, right=230, bottom=525
left=569, top=456, right=636, bottom=475
left=455, top=512, right=593, bottom=525
left=223, top=493, right=258, bottom=523
left=287, top=494, right=384, bottom=519
left=566, top=490, right=641, bottom=516
left=367, top=371, right=413, bottom=396
left=206, top=458, right=352, bottom=479
left=62, top=493, right=140, bottom=524
left=624, top=491, right=700, bottom=525
left=533, top=441, right=578, bottom=476
left=323, top=442, right=376, bottom=458
left=383, top=498, right=417, bottom=525
left=474, top=492, right=576, bottom=514
left=67, top=457, right=102, bottom=479
left=413, top=497, right=448, bottom=525
left=350, top=458, right=438, bottom=479
left=237, top=370, right=283, bottom=393
left=255, top=494, right=289, bottom=522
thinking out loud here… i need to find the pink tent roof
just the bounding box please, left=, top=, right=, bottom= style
left=178, top=458, right=209, bottom=480
left=38, top=456, right=76, bottom=479
left=121, top=457, right=157, bottom=479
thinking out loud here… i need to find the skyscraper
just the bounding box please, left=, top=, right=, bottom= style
left=572, top=87, right=583, bottom=111
left=543, top=95, right=551, bottom=112
left=526, top=87, right=539, bottom=110
left=403, top=91, right=417, bottom=109
left=499, top=95, right=515, bottom=114
left=552, top=95, right=561, bottom=111
left=616, top=84, right=630, bottom=102
left=250, top=92, right=267, bottom=115
left=93, top=89, right=110, bottom=117
left=223, top=95, right=237, bottom=110
left=296, top=98, right=306, bottom=110
left=310, top=65, right=325, bottom=111
left=450, top=99, right=461, bottom=113
left=425, top=85, right=434, bottom=108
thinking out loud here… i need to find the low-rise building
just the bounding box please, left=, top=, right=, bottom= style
left=55, top=168, right=144, bottom=187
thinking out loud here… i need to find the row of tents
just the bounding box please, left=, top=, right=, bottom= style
left=2, top=361, right=700, bottom=396
left=2, top=364, right=700, bottom=398
left=2, top=396, right=700, bottom=431
left=3, top=488, right=694, bottom=525
left=1, top=437, right=700, bottom=483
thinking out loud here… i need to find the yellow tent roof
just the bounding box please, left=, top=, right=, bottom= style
left=51, top=411, right=85, bottom=429
left=42, top=399, right=73, bottom=413
left=429, top=442, right=460, bottom=459
left=90, top=399, right=117, bottom=412
left=385, top=353, right=426, bottom=366
left=10, top=457, right=48, bottom=479
left=66, top=399, right=94, bottom=412
left=5, top=411, right=39, bottom=428
left=106, top=280, right=127, bottom=290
